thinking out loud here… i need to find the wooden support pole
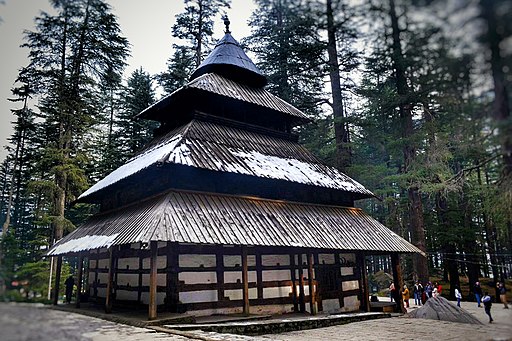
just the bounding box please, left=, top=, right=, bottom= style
left=76, top=255, right=83, bottom=308
left=242, top=246, right=250, bottom=316
left=149, top=241, right=158, bottom=320
left=52, top=256, right=62, bottom=305
left=105, top=247, right=115, bottom=314
left=357, top=253, right=370, bottom=312
left=298, top=253, right=306, bottom=313
left=290, top=253, right=298, bottom=312
left=307, top=251, right=317, bottom=315
left=166, top=242, right=179, bottom=313
left=391, top=253, right=406, bottom=313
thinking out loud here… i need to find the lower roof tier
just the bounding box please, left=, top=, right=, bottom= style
left=49, top=189, right=422, bottom=256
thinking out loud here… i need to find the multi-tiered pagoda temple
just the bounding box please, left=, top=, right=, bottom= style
left=48, top=23, right=420, bottom=320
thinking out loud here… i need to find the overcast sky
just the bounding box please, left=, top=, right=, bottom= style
left=0, top=0, right=256, bottom=162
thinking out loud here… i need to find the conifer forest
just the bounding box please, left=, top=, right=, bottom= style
left=0, top=0, right=511, bottom=302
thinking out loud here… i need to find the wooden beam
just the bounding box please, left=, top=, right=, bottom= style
left=391, top=253, right=406, bottom=313
left=105, top=247, right=115, bottom=313
left=298, top=253, right=306, bottom=313
left=289, top=253, right=298, bottom=312
left=307, top=251, right=317, bottom=315
left=149, top=241, right=158, bottom=320
left=76, top=255, right=83, bottom=308
left=242, top=246, right=250, bottom=315
left=52, top=256, right=62, bottom=305
left=356, top=253, right=370, bottom=312
left=166, top=242, right=179, bottom=313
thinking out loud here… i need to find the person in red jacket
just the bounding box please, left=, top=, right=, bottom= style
left=436, top=282, right=442, bottom=296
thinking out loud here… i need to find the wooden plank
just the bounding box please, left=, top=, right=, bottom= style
left=167, top=242, right=179, bottom=313
left=298, top=253, right=306, bottom=312
left=53, top=256, right=62, bottom=305
left=76, top=255, right=83, bottom=308
left=357, top=252, right=370, bottom=312
left=256, top=251, right=263, bottom=299
left=307, top=252, right=317, bottom=315
left=138, top=242, right=143, bottom=304
left=335, top=252, right=344, bottom=308
left=215, top=248, right=225, bottom=301
left=105, top=247, right=115, bottom=313
left=149, top=241, right=158, bottom=320
left=289, top=253, right=298, bottom=312
left=242, top=246, right=250, bottom=315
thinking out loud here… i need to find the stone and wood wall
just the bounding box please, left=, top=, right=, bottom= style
left=86, top=242, right=366, bottom=317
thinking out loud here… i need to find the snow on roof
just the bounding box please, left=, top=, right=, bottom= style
left=78, top=120, right=374, bottom=200
left=78, top=134, right=183, bottom=199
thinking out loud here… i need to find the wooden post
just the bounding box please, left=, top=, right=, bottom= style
left=76, top=255, right=83, bottom=308
left=149, top=241, right=158, bottom=320
left=166, top=242, right=179, bottom=313
left=298, top=253, right=306, bottom=313
left=105, top=247, right=115, bottom=313
left=242, top=246, right=250, bottom=315
left=290, top=253, right=298, bottom=312
left=52, top=256, right=62, bottom=305
left=391, top=253, right=406, bottom=313
left=307, top=251, right=317, bottom=315
left=357, top=253, right=370, bottom=312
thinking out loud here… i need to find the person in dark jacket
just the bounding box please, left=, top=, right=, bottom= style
left=65, top=275, right=74, bottom=304
left=474, top=281, right=483, bottom=307
left=413, top=281, right=423, bottom=306
left=498, top=282, right=509, bottom=309
left=482, top=292, right=493, bottom=323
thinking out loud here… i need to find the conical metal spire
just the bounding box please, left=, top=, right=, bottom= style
left=189, top=17, right=267, bottom=88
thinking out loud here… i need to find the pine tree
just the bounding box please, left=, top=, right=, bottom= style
left=21, top=0, right=129, bottom=242
left=114, top=68, right=157, bottom=166
left=158, top=0, right=231, bottom=94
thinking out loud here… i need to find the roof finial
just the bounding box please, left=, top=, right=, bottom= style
left=222, top=14, right=231, bottom=34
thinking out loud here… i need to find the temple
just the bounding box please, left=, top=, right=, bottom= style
left=47, top=23, right=420, bottom=320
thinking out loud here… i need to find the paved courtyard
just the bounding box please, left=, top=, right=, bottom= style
left=1, top=300, right=510, bottom=341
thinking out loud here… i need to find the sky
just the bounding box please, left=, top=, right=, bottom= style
left=0, top=0, right=256, bottom=162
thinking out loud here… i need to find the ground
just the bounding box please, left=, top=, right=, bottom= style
left=1, top=300, right=510, bottom=341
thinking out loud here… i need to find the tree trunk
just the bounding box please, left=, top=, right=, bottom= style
left=480, top=0, right=512, bottom=181
left=388, top=0, right=428, bottom=283
left=326, top=0, right=351, bottom=172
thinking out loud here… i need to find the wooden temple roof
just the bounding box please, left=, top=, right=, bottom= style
left=49, top=189, right=422, bottom=256
left=137, top=73, right=308, bottom=122
left=78, top=119, right=374, bottom=201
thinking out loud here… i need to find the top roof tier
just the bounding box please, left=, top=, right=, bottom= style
left=189, top=33, right=268, bottom=88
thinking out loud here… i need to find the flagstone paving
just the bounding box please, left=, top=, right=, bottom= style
left=1, top=300, right=510, bottom=341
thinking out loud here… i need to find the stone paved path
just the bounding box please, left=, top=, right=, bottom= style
left=1, top=301, right=510, bottom=341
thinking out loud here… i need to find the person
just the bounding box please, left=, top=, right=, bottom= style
left=432, top=284, right=438, bottom=298
left=413, top=281, right=423, bottom=306
left=65, top=275, right=74, bottom=304
left=482, top=291, right=493, bottom=323
left=402, top=284, right=410, bottom=308
left=455, top=285, right=462, bottom=307
left=474, top=281, right=483, bottom=307
left=498, top=282, right=509, bottom=309
left=425, top=282, right=433, bottom=299
left=436, top=282, right=442, bottom=296
left=389, top=282, right=395, bottom=302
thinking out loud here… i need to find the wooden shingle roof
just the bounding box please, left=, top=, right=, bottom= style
left=78, top=119, right=374, bottom=201
left=49, top=189, right=422, bottom=256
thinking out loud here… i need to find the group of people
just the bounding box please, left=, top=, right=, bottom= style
left=389, top=279, right=509, bottom=319
left=388, top=281, right=442, bottom=308
left=476, top=281, right=509, bottom=323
